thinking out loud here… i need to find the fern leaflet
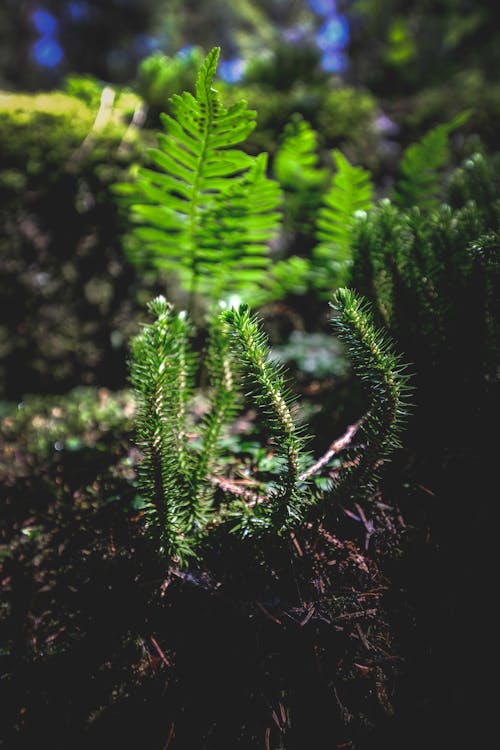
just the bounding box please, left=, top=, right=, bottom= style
left=393, top=111, right=469, bottom=210
left=198, top=153, right=282, bottom=302
left=274, top=116, right=327, bottom=190
left=314, top=150, right=374, bottom=289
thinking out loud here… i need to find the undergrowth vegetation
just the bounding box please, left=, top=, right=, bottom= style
left=123, top=49, right=410, bottom=566
left=130, top=291, right=409, bottom=563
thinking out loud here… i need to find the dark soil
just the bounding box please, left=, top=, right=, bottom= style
left=0, top=388, right=495, bottom=749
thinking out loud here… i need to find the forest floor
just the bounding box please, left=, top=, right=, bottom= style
left=0, top=385, right=494, bottom=749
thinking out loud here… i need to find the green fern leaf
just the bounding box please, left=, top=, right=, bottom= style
left=393, top=111, right=469, bottom=210
left=314, top=150, right=374, bottom=289
left=274, top=116, right=327, bottom=190
left=197, top=153, right=282, bottom=303
left=123, top=47, right=281, bottom=307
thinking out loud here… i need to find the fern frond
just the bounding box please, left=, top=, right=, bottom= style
left=330, top=288, right=411, bottom=502
left=314, top=150, right=374, bottom=289
left=393, top=112, right=469, bottom=211
left=274, top=116, right=327, bottom=190
left=197, top=153, right=282, bottom=304
left=123, top=47, right=282, bottom=308
left=273, top=116, right=328, bottom=242
left=221, top=305, right=309, bottom=530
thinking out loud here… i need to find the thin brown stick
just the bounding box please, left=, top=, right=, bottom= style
left=210, top=419, right=362, bottom=512
left=210, top=419, right=363, bottom=508
left=210, top=476, right=265, bottom=504
left=256, top=601, right=282, bottom=625
left=162, top=722, right=175, bottom=750
left=150, top=635, right=171, bottom=667
left=335, top=608, right=377, bottom=621
left=299, top=419, right=362, bottom=481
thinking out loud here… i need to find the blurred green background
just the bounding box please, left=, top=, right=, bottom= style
left=2, top=0, right=500, bottom=399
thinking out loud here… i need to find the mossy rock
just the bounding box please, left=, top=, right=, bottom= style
left=0, top=89, right=162, bottom=399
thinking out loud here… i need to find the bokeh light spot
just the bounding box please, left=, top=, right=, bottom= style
left=32, top=8, right=58, bottom=36
left=316, top=15, right=350, bottom=51
left=321, top=49, right=348, bottom=73
left=218, top=59, right=245, bottom=83
left=67, top=1, right=90, bottom=21
left=32, top=37, right=64, bottom=68
left=308, top=0, right=337, bottom=16
left=178, top=45, right=195, bottom=59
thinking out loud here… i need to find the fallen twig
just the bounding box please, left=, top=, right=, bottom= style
left=299, top=420, right=362, bottom=481
left=150, top=635, right=171, bottom=668
left=210, top=419, right=363, bottom=511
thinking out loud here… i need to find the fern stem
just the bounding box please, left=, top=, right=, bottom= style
left=187, top=47, right=219, bottom=312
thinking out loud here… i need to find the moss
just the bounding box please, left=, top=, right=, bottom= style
left=399, top=70, right=500, bottom=151
left=219, top=82, right=378, bottom=160
left=0, top=89, right=160, bottom=400
left=1, top=387, right=134, bottom=456
left=318, top=87, right=377, bottom=142
left=0, top=89, right=142, bottom=178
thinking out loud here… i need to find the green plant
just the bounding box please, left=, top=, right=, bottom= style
left=243, top=118, right=376, bottom=302
left=120, top=47, right=410, bottom=563
left=129, top=290, right=409, bottom=563
left=63, top=74, right=107, bottom=109
left=116, top=50, right=391, bottom=310
left=348, top=149, right=499, bottom=454
left=313, top=150, right=374, bottom=289
left=117, top=47, right=281, bottom=313
left=273, top=113, right=468, bottom=296
left=273, top=115, right=328, bottom=234
left=316, top=87, right=378, bottom=151
left=393, top=111, right=469, bottom=210
left=243, top=41, right=326, bottom=92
